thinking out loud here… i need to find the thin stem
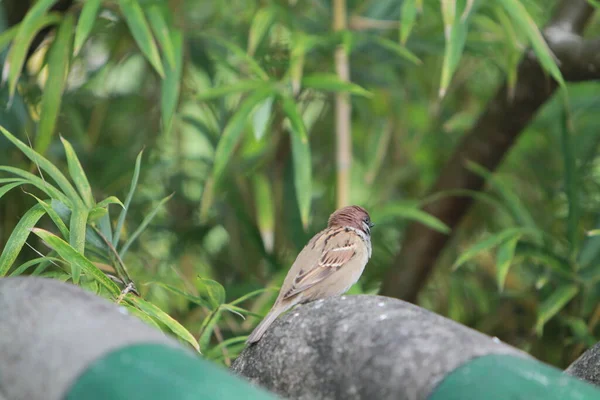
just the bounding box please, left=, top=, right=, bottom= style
left=333, top=0, right=351, bottom=208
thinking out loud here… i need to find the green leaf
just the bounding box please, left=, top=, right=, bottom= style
left=60, top=136, right=94, bottom=207
left=0, top=25, right=19, bottom=54
left=466, top=161, right=538, bottom=232
left=400, top=0, right=419, bottom=44
left=197, top=276, right=226, bottom=309
left=535, top=284, right=579, bottom=336
left=203, top=33, right=269, bottom=80
left=197, top=80, right=267, bottom=101
left=515, top=242, right=573, bottom=279
left=160, top=28, right=183, bottom=133
left=229, top=287, right=275, bottom=306
left=113, top=150, right=143, bottom=247
left=252, top=174, right=274, bottom=250
left=69, top=206, right=89, bottom=282
left=370, top=203, right=451, bottom=234
left=0, top=126, right=82, bottom=205
left=439, top=0, right=469, bottom=98
left=88, top=206, right=108, bottom=222
left=118, top=0, right=165, bottom=77
left=281, top=95, right=312, bottom=229
left=497, top=0, right=565, bottom=88
left=222, top=304, right=263, bottom=319
left=252, top=96, right=273, bottom=141
left=496, top=236, right=519, bottom=291
left=146, top=4, right=176, bottom=68
left=126, top=294, right=200, bottom=352
left=560, top=106, right=579, bottom=257
left=27, top=193, right=70, bottom=240
left=36, top=15, right=75, bottom=156
left=4, top=2, right=61, bottom=100
left=0, top=166, right=70, bottom=205
left=9, top=256, right=64, bottom=277
left=453, top=227, right=533, bottom=270
left=118, top=193, right=173, bottom=258
left=301, top=73, right=372, bottom=97
left=121, top=304, right=162, bottom=330
left=0, top=204, right=46, bottom=276
left=212, top=89, right=274, bottom=184
left=96, top=196, right=125, bottom=209
left=248, top=7, right=276, bottom=55
left=0, top=181, right=26, bottom=199
left=73, top=0, right=102, bottom=55
left=368, top=35, right=421, bottom=65
left=31, top=228, right=120, bottom=295
left=149, top=281, right=212, bottom=309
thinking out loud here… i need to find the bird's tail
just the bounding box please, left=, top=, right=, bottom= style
left=246, top=303, right=291, bottom=344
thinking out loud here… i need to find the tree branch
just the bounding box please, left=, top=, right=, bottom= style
left=381, top=0, right=596, bottom=302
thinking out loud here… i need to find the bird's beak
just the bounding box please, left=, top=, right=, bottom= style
left=369, top=221, right=375, bottom=228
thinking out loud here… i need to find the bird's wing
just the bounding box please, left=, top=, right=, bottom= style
left=282, top=229, right=359, bottom=300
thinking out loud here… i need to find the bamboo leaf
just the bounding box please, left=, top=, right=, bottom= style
left=252, top=174, right=275, bottom=251
left=535, top=284, right=579, bottom=336
left=0, top=25, right=19, bottom=54
left=202, top=33, right=269, bottom=80
left=60, top=136, right=94, bottom=207
left=126, top=294, right=200, bottom=352
left=453, top=227, right=533, bottom=270
left=113, top=150, right=143, bottom=246
left=212, top=89, right=274, bottom=184
left=96, top=196, right=124, bottom=209
left=160, top=28, right=183, bottom=133
left=0, top=182, right=26, bottom=199
left=0, top=126, right=82, bottom=205
left=0, top=166, right=70, bottom=205
left=4, top=2, right=61, bottom=99
left=146, top=4, right=176, bottom=68
left=74, top=0, right=102, bottom=55
left=497, top=0, right=565, bottom=88
left=118, top=193, right=173, bottom=258
left=118, top=0, right=165, bottom=77
left=515, top=242, right=573, bottom=279
left=0, top=204, right=46, bottom=276
left=27, top=193, right=70, bottom=240
left=560, top=107, right=579, bottom=257
left=439, top=0, right=469, bottom=98
left=121, top=304, right=162, bottom=330
left=31, top=228, right=120, bottom=295
left=229, top=287, right=275, bottom=306
left=252, top=96, right=273, bottom=141
left=371, top=203, right=451, bottom=234
left=496, top=236, right=520, bottom=291
left=369, top=35, right=421, bottom=65
left=149, top=281, right=213, bottom=309
left=197, top=276, right=226, bottom=309
left=281, top=95, right=312, bottom=229
left=400, top=0, right=419, bottom=44
left=69, top=206, right=89, bottom=282
left=197, top=80, right=266, bottom=101
left=248, top=7, right=275, bottom=55
left=36, top=15, right=75, bottom=156
left=9, top=256, right=64, bottom=277
left=302, top=73, right=372, bottom=97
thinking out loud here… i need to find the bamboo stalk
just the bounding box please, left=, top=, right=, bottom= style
left=333, top=0, right=351, bottom=208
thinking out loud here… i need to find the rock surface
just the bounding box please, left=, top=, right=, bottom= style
left=0, top=277, right=179, bottom=400
left=231, top=294, right=529, bottom=400
left=566, top=342, right=600, bottom=386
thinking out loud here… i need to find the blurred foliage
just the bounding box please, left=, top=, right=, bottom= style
left=0, top=0, right=599, bottom=368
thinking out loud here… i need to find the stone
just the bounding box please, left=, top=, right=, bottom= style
left=231, top=294, right=529, bottom=400
left=566, top=342, right=600, bottom=386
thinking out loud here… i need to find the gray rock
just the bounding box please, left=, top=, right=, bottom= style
left=566, top=342, right=600, bottom=386
left=231, top=294, right=530, bottom=400
left=0, top=277, right=180, bottom=400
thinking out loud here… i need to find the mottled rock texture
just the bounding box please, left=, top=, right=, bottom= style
left=566, top=342, right=600, bottom=386
left=232, top=294, right=529, bottom=400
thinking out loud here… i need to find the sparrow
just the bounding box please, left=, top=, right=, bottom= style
left=246, top=205, right=373, bottom=344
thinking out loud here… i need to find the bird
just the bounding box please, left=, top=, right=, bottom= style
left=246, top=205, right=373, bottom=344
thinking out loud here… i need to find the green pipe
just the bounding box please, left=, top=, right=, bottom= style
left=66, top=344, right=279, bottom=400
left=429, top=354, right=600, bottom=400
